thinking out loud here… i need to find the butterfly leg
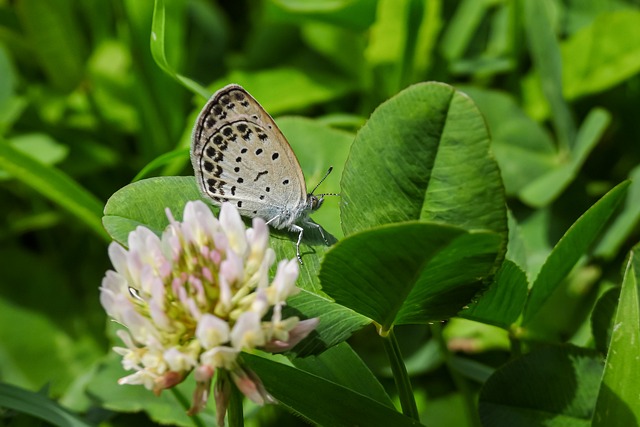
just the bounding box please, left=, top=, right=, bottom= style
left=265, top=215, right=281, bottom=226
left=308, top=221, right=329, bottom=246
left=290, top=224, right=304, bottom=264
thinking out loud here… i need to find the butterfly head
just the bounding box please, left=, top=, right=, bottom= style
left=307, top=167, right=339, bottom=213
left=308, top=194, right=325, bottom=212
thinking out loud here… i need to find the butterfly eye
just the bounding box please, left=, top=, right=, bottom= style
left=310, top=195, right=324, bottom=210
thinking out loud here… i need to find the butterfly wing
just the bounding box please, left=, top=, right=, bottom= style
left=191, top=85, right=308, bottom=224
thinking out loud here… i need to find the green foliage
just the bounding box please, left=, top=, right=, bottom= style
left=2, top=0, right=640, bottom=426
left=479, top=345, right=604, bottom=426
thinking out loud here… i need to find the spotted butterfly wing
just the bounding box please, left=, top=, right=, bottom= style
left=191, top=84, right=308, bottom=225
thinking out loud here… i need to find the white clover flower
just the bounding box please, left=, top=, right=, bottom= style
left=99, top=201, right=318, bottom=424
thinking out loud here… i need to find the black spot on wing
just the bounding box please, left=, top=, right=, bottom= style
left=254, top=171, right=268, bottom=182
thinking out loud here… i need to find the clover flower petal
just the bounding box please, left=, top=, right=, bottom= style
left=100, top=201, right=318, bottom=421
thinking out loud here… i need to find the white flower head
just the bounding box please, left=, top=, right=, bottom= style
left=99, top=201, right=317, bottom=419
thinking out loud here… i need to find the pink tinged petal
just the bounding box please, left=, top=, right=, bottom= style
left=214, top=373, right=231, bottom=426
left=269, top=259, right=300, bottom=304
left=153, top=371, right=185, bottom=395
left=213, top=232, right=228, bottom=253
left=230, top=312, right=265, bottom=350
left=249, top=218, right=269, bottom=250
left=217, top=275, right=232, bottom=314
left=200, top=346, right=239, bottom=370
left=220, top=250, right=244, bottom=286
left=128, top=226, right=159, bottom=259
left=183, top=200, right=220, bottom=245
left=108, top=242, right=130, bottom=280
left=220, top=203, right=248, bottom=255
left=252, top=248, right=275, bottom=290
left=122, top=308, right=160, bottom=346
left=202, top=266, right=213, bottom=283
left=200, top=244, right=210, bottom=259
left=264, top=318, right=319, bottom=353
left=165, top=206, right=177, bottom=225
left=100, top=270, right=128, bottom=295
left=189, top=275, right=205, bottom=301
left=138, top=264, right=157, bottom=295
left=210, top=249, right=222, bottom=265
left=166, top=232, right=182, bottom=261
left=149, top=275, right=166, bottom=301
left=158, top=258, right=172, bottom=279
left=130, top=227, right=169, bottom=282
left=188, top=365, right=214, bottom=416
left=99, top=272, right=130, bottom=318
left=196, top=314, right=230, bottom=349
left=177, top=284, right=189, bottom=307
left=230, top=365, right=276, bottom=405
left=104, top=291, right=138, bottom=324
left=187, top=298, right=201, bottom=320
left=149, top=299, right=170, bottom=329
left=246, top=218, right=269, bottom=269
left=172, top=275, right=185, bottom=296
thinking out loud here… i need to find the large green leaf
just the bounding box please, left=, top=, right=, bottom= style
left=340, top=82, right=506, bottom=249
left=592, top=248, right=640, bottom=426
left=102, top=176, right=202, bottom=245
left=460, top=260, right=528, bottom=329
left=563, top=11, right=640, bottom=100
left=522, top=181, right=630, bottom=325
left=590, top=287, right=619, bottom=355
left=292, top=342, right=393, bottom=408
left=519, top=108, right=610, bottom=207
left=522, top=11, right=640, bottom=121
left=461, top=87, right=556, bottom=196
left=243, top=353, right=422, bottom=427
left=479, top=345, right=604, bottom=427
left=320, top=222, right=501, bottom=331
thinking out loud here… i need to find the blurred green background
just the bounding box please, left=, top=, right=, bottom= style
left=2, top=0, right=640, bottom=425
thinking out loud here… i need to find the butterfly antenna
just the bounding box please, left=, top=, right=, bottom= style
left=310, top=167, right=334, bottom=195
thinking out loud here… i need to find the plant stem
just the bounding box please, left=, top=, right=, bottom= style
left=432, top=323, right=481, bottom=427
left=382, top=328, right=420, bottom=421
left=170, top=388, right=205, bottom=427
left=228, top=379, right=244, bottom=427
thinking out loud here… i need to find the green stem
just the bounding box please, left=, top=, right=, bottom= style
left=228, top=379, right=244, bottom=427
left=382, top=328, right=420, bottom=421
left=170, top=388, right=205, bottom=427
left=432, top=323, right=480, bottom=427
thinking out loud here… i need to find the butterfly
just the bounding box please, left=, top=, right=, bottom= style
left=190, top=84, right=332, bottom=263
